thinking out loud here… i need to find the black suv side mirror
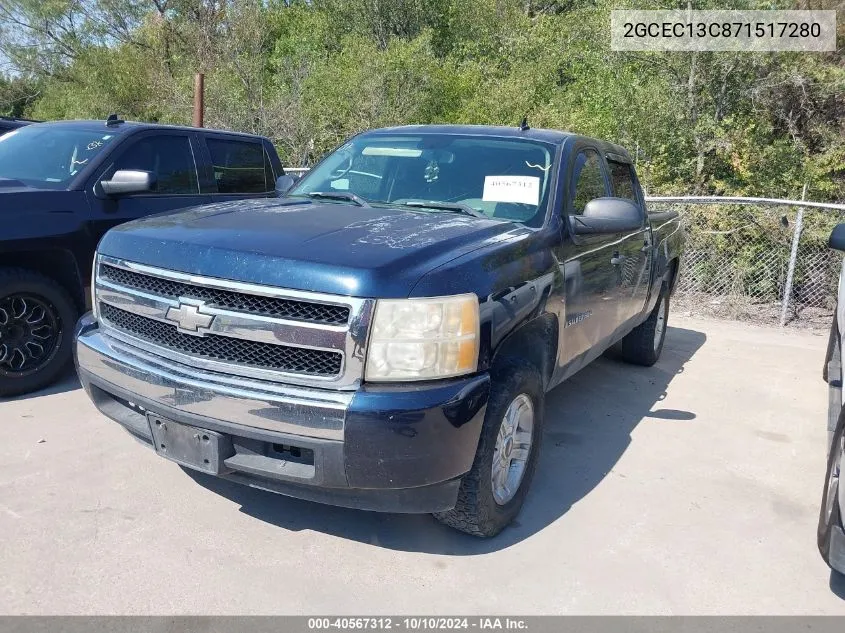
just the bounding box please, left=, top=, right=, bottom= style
left=570, top=197, right=643, bottom=235
left=830, top=223, right=845, bottom=252
left=101, top=170, right=156, bottom=196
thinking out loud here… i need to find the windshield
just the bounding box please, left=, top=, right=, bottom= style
left=0, top=125, right=118, bottom=189
left=289, top=133, right=557, bottom=227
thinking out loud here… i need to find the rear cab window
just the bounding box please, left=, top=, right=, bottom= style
left=607, top=158, right=637, bottom=202
left=207, top=137, right=273, bottom=194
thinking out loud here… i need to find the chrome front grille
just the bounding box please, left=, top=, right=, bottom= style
left=100, top=304, right=343, bottom=376
left=94, top=255, right=374, bottom=389
left=100, top=264, right=350, bottom=325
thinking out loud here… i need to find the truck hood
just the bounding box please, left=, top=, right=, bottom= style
left=98, top=198, right=527, bottom=298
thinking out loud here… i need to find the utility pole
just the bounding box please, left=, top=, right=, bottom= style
left=193, top=73, right=205, bottom=128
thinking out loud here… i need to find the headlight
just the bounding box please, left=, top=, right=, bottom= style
left=365, top=294, right=479, bottom=382
left=90, top=254, right=98, bottom=320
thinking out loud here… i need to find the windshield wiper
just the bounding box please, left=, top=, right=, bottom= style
left=401, top=201, right=485, bottom=218
left=304, top=191, right=370, bottom=207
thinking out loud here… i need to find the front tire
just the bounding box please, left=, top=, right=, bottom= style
left=433, top=361, right=544, bottom=537
left=820, top=410, right=845, bottom=575
left=0, top=268, right=77, bottom=398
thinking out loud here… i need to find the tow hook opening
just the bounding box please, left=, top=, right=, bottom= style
left=271, top=443, right=314, bottom=465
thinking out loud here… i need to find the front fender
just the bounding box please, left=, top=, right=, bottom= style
left=410, top=230, right=561, bottom=375
left=488, top=312, right=559, bottom=389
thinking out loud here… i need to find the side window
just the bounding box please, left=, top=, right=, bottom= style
left=111, top=135, right=198, bottom=194
left=207, top=138, right=267, bottom=194
left=608, top=159, right=637, bottom=202
left=570, top=149, right=608, bottom=215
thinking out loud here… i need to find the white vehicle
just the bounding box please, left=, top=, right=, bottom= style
left=818, top=223, right=845, bottom=573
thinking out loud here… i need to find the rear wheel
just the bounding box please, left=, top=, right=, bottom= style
left=612, top=284, right=669, bottom=367
left=433, top=361, right=544, bottom=537
left=0, top=268, right=77, bottom=398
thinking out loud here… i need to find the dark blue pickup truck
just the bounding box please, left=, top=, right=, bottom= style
left=0, top=117, right=284, bottom=396
left=74, top=124, right=684, bottom=536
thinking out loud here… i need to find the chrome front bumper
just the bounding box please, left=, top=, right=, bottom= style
left=75, top=313, right=351, bottom=441
left=74, top=312, right=489, bottom=513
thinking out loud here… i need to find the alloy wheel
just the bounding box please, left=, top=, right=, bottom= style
left=491, top=393, right=534, bottom=506
left=0, top=294, right=60, bottom=377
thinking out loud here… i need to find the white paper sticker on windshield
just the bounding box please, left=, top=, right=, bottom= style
left=362, top=146, right=422, bottom=157
left=482, top=176, right=540, bottom=205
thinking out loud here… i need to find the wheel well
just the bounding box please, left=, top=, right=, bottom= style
left=0, top=250, right=85, bottom=311
left=490, top=314, right=558, bottom=390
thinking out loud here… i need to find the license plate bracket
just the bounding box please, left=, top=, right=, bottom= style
left=147, top=415, right=233, bottom=475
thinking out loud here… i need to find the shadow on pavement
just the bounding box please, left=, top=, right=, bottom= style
left=0, top=366, right=80, bottom=403
left=186, top=325, right=706, bottom=554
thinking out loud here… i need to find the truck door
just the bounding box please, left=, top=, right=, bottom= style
left=558, top=147, right=621, bottom=364
left=86, top=131, right=210, bottom=247
left=605, top=155, right=651, bottom=323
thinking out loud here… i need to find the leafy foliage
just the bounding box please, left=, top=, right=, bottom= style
left=0, top=0, right=842, bottom=204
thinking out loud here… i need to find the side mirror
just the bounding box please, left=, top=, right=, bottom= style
left=570, top=197, right=643, bottom=235
left=830, top=223, right=845, bottom=252
left=100, top=170, right=155, bottom=196
left=275, top=175, right=296, bottom=196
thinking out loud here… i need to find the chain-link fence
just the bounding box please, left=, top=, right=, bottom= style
left=647, top=198, right=845, bottom=329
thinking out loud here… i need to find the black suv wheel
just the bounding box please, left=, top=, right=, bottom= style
left=0, top=268, right=77, bottom=397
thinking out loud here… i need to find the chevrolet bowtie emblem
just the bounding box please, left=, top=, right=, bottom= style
left=165, top=302, right=215, bottom=335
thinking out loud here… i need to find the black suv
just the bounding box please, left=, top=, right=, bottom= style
left=0, top=117, right=37, bottom=136
left=0, top=117, right=286, bottom=397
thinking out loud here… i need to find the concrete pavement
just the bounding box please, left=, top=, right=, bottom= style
left=0, top=316, right=841, bottom=614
